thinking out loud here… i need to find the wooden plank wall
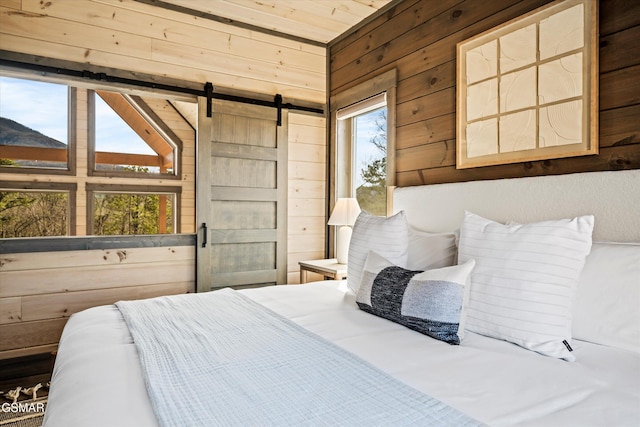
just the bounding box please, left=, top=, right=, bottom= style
left=0, top=0, right=325, bottom=104
left=0, top=245, right=195, bottom=359
left=287, top=113, right=327, bottom=284
left=329, top=0, right=640, bottom=186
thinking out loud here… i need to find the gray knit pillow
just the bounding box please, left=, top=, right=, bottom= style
left=356, top=252, right=475, bottom=345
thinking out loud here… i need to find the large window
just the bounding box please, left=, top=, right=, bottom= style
left=0, top=76, right=72, bottom=172
left=1, top=74, right=186, bottom=238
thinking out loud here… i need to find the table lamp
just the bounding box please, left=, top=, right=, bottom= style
left=328, top=198, right=361, bottom=264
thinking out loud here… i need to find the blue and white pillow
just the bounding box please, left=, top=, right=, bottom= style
left=356, top=251, right=475, bottom=345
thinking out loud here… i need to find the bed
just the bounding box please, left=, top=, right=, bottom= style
left=44, top=170, right=640, bottom=427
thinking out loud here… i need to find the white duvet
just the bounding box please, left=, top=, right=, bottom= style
left=44, top=281, right=640, bottom=427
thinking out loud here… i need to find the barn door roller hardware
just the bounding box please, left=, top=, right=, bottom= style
left=203, top=83, right=317, bottom=126
left=0, top=58, right=323, bottom=125
left=0, top=57, right=203, bottom=97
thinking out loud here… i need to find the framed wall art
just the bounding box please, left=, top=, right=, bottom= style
left=456, top=0, right=598, bottom=169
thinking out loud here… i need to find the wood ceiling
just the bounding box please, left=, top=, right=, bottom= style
left=154, top=0, right=396, bottom=45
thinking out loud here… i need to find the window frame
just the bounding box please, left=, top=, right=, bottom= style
left=330, top=69, right=397, bottom=213
left=88, top=89, right=182, bottom=180
left=86, top=183, right=182, bottom=236
left=0, top=75, right=77, bottom=177
left=0, top=181, right=77, bottom=237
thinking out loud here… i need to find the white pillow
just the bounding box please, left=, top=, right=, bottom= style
left=572, top=242, right=640, bottom=353
left=347, top=211, right=408, bottom=293
left=406, top=227, right=457, bottom=271
left=458, top=211, right=594, bottom=361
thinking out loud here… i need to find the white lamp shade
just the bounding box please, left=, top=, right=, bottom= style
left=328, top=198, right=361, bottom=226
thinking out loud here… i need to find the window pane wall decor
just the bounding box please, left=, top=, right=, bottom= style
left=456, top=0, right=598, bottom=169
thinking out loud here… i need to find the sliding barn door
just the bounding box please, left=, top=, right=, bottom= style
left=197, top=98, right=288, bottom=292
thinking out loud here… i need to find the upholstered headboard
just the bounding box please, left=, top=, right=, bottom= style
left=392, top=170, right=640, bottom=242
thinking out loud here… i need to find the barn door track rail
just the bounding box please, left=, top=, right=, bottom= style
left=0, top=57, right=323, bottom=126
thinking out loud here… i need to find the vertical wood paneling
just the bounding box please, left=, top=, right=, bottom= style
left=287, top=113, right=327, bottom=284
left=330, top=0, right=640, bottom=186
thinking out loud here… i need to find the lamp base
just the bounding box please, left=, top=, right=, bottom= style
left=336, top=225, right=352, bottom=265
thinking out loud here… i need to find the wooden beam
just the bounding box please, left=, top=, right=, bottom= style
left=0, top=146, right=163, bottom=168
left=95, top=90, right=174, bottom=167
left=0, top=145, right=67, bottom=162
left=95, top=151, right=162, bottom=168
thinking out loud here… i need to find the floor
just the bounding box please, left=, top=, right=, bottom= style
left=0, top=353, right=52, bottom=397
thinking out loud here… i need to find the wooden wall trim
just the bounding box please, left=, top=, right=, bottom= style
left=0, top=234, right=195, bottom=254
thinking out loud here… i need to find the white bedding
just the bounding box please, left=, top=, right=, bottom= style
left=44, top=280, right=640, bottom=427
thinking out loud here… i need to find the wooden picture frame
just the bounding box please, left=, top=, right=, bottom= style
left=456, top=0, right=598, bottom=169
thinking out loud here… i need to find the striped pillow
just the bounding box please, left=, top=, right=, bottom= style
left=458, top=211, right=594, bottom=361
left=347, top=211, right=409, bottom=293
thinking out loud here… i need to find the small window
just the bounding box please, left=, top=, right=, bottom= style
left=90, top=188, right=178, bottom=235
left=353, top=107, right=387, bottom=216
left=336, top=93, right=389, bottom=216
left=93, top=90, right=176, bottom=176
left=0, top=190, right=69, bottom=237
left=0, top=76, right=70, bottom=171
left=332, top=69, right=396, bottom=219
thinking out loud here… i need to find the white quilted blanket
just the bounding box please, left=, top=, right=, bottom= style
left=116, top=288, right=481, bottom=427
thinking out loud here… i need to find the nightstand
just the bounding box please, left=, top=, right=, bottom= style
left=298, top=259, right=347, bottom=284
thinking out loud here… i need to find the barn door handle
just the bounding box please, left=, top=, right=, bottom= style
left=201, top=223, right=208, bottom=248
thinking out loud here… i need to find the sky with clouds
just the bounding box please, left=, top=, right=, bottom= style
left=1, top=76, right=68, bottom=143
left=1, top=76, right=153, bottom=155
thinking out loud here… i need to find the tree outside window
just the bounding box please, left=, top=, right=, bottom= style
left=93, top=191, right=174, bottom=235
left=0, top=190, right=68, bottom=238
left=355, top=108, right=387, bottom=216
